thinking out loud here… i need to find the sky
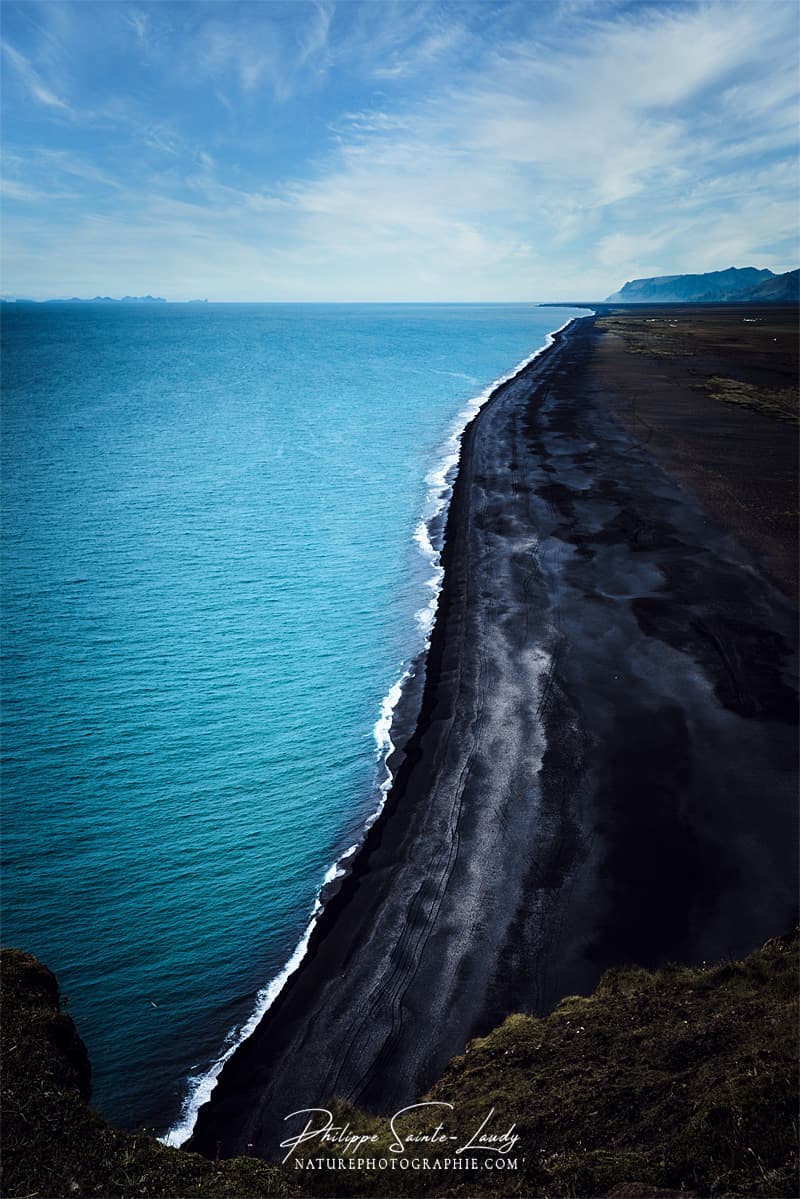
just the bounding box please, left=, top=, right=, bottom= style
left=1, top=0, right=798, bottom=301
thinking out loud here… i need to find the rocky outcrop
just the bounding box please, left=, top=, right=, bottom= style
left=605, top=266, right=798, bottom=303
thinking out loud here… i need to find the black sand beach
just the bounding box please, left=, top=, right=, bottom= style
left=190, top=310, right=798, bottom=1162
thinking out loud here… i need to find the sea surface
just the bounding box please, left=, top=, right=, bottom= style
left=1, top=302, right=583, bottom=1136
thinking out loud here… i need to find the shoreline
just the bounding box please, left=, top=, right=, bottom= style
left=188, top=311, right=797, bottom=1162
left=184, top=320, right=585, bottom=1157
left=164, top=315, right=584, bottom=1148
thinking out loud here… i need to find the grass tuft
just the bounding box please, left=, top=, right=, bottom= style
left=2, top=934, right=797, bottom=1197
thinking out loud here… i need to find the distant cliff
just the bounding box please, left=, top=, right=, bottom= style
left=747, top=269, right=800, bottom=302
left=54, top=295, right=168, bottom=304
left=606, top=266, right=799, bottom=304
left=2, top=295, right=169, bottom=304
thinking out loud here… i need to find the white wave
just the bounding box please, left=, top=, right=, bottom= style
left=409, top=311, right=585, bottom=643
left=373, top=670, right=410, bottom=756
left=161, top=311, right=586, bottom=1150
left=162, top=905, right=317, bottom=1147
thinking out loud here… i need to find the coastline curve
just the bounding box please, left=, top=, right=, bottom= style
left=162, top=311, right=590, bottom=1148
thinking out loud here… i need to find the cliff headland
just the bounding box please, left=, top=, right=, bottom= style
left=2, top=933, right=797, bottom=1197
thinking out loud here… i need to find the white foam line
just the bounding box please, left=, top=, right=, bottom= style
left=161, top=311, right=587, bottom=1149
left=407, top=312, right=586, bottom=647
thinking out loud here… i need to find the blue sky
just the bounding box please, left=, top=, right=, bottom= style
left=2, top=0, right=798, bottom=300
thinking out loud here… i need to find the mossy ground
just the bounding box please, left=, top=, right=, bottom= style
left=292, top=934, right=798, bottom=1198
left=0, top=950, right=287, bottom=1198
left=704, top=377, right=798, bottom=423
left=594, top=314, right=799, bottom=425
left=2, top=935, right=797, bottom=1198
left=594, top=316, right=697, bottom=360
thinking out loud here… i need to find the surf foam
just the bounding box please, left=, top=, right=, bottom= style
left=161, top=312, right=584, bottom=1149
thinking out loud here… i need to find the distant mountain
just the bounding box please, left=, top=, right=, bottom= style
left=48, top=295, right=168, bottom=304
left=2, top=295, right=173, bottom=305
left=605, top=266, right=799, bottom=303
left=746, top=269, right=800, bottom=302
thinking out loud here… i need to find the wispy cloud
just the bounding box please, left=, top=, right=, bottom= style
left=127, top=8, right=149, bottom=48
left=1, top=0, right=797, bottom=300
left=181, top=0, right=335, bottom=102
left=282, top=0, right=800, bottom=292
left=2, top=40, right=72, bottom=113
left=0, top=176, right=75, bottom=203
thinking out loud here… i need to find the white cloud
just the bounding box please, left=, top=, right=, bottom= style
left=371, top=24, right=467, bottom=78
left=2, top=41, right=72, bottom=113
left=0, top=177, right=66, bottom=203
left=2, top=0, right=798, bottom=299
left=127, top=9, right=149, bottom=47
left=36, top=148, right=125, bottom=190
left=185, top=0, right=335, bottom=101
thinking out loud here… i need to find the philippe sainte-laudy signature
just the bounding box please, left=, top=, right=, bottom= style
left=279, top=1102, right=521, bottom=1164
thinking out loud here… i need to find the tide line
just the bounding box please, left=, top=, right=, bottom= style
left=161, top=312, right=586, bottom=1149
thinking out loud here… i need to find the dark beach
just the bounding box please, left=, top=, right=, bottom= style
left=190, top=307, right=798, bottom=1162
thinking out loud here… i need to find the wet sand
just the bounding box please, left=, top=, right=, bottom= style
left=190, top=312, right=798, bottom=1162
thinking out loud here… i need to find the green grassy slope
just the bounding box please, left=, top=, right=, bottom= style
left=0, top=949, right=287, bottom=1198
left=2, top=934, right=797, bottom=1198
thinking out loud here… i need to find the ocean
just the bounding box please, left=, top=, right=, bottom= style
left=0, top=301, right=584, bottom=1137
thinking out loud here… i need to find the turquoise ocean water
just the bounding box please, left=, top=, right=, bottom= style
left=1, top=302, right=583, bottom=1136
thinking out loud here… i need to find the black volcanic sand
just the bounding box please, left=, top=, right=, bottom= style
left=190, top=315, right=798, bottom=1162
left=590, top=305, right=799, bottom=596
